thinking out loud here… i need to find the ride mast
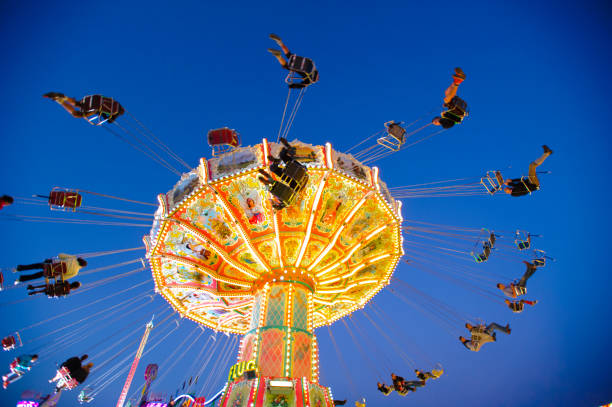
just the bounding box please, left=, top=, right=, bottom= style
left=116, top=316, right=154, bottom=407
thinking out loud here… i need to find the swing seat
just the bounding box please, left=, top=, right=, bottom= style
left=57, top=366, right=79, bottom=390
left=1, top=333, right=21, bottom=352
left=285, top=55, right=319, bottom=86
left=1, top=337, right=15, bottom=351
left=270, top=181, right=299, bottom=207
left=207, top=128, right=240, bottom=156
left=516, top=241, right=530, bottom=250
left=431, top=368, right=444, bottom=378
left=386, top=121, right=407, bottom=143
left=43, top=261, right=67, bottom=279
left=48, top=188, right=83, bottom=211
left=377, top=121, right=407, bottom=151
left=472, top=252, right=487, bottom=263
left=80, top=95, right=124, bottom=126
left=287, top=55, right=316, bottom=76
left=518, top=176, right=539, bottom=195
left=481, top=171, right=503, bottom=195
left=280, top=160, right=308, bottom=191
left=441, top=96, right=469, bottom=126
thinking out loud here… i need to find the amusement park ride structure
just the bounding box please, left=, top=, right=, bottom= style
left=145, top=139, right=404, bottom=406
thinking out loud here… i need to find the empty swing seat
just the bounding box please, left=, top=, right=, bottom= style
left=378, top=121, right=407, bottom=151
left=2, top=337, right=16, bottom=351
left=481, top=171, right=504, bottom=195
left=48, top=190, right=82, bottom=210
left=387, top=122, right=406, bottom=143
left=207, top=128, right=240, bottom=156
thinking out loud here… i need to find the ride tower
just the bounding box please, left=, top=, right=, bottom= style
left=146, top=139, right=403, bottom=407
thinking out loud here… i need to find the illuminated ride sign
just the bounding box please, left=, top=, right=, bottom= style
left=227, top=359, right=257, bottom=382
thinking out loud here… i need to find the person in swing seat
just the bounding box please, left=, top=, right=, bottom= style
left=43, top=92, right=124, bottom=124
left=505, top=298, right=538, bottom=313
left=377, top=382, right=393, bottom=395
left=459, top=321, right=511, bottom=352
left=2, top=354, right=38, bottom=389
left=27, top=280, right=81, bottom=297
left=496, top=260, right=539, bottom=298
left=432, top=67, right=468, bottom=129
left=268, top=34, right=319, bottom=88
left=414, top=367, right=443, bottom=382
left=503, top=145, right=553, bottom=196
left=15, top=254, right=87, bottom=284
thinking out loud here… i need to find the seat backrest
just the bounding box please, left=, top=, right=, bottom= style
left=288, top=55, right=315, bottom=74
left=388, top=124, right=407, bottom=141
left=208, top=128, right=235, bottom=145
left=283, top=161, right=308, bottom=184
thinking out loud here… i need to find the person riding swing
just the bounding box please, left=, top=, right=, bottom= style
left=432, top=68, right=468, bottom=129
left=268, top=34, right=319, bottom=89
left=43, top=92, right=125, bottom=125
left=258, top=138, right=309, bottom=210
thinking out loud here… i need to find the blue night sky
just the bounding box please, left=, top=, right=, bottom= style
left=1, top=1, right=611, bottom=406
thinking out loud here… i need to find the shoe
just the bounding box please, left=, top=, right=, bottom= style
left=42, top=92, right=65, bottom=100
left=269, top=33, right=282, bottom=42
left=11, top=268, right=17, bottom=274
left=267, top=48, right=282, bottom=57
left=542, top=145, right=553, bottom=154
left=506, top=323, right=511, bottom=334
left=16, top=265, right=24, bottom=271
left=533, top=300, right=538, bottom=305
left=453, top=67, right=466, bottom=80
left=14, top=280, right=20, bottom=286
left=27, top=285, right=33, bottom=290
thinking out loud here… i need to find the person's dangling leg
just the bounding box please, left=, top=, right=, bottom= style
left=257, top=169, right=273, bottom=185
left=444, top=68, right=466, bottom=104
left=17, top=271, right=45, bottom=282
left=16, top=263, right=46, bottom=271
left=486, top=322, right=511, bottom=335
left=4, top=371, right=19, bottom=383
left=269, top=161, right=284, bottom=177
left=269, top=34, right=291, bottom=57
left=59, top=98, right=85, bottom=118
left=443, top=83, right=458, bottom=105
left=528, top=145, right=553, bottom=185
left=518, top=261, right=537, bottom=288
left=267, top=49, right=288, bottom=68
